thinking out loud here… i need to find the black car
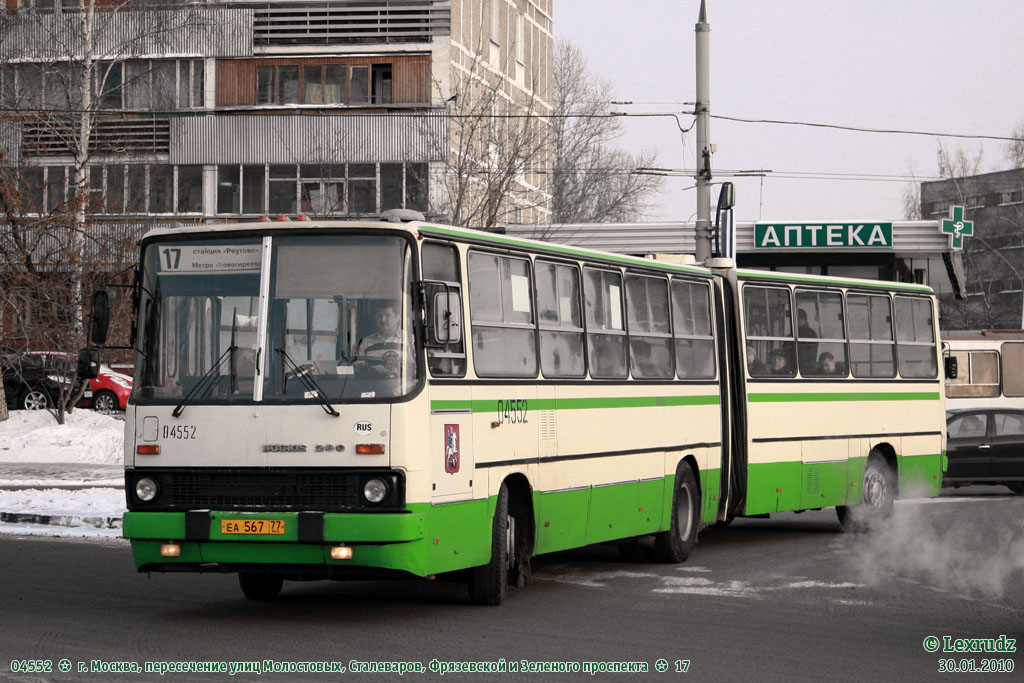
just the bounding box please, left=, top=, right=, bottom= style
left=1, top=348, right=80, bottom=411
left=945, top=408, right=1024, bottom=494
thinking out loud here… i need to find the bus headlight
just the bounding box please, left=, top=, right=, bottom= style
left=135, top=477, right=159, bottom=502
left=362, top=477, right=388, bottom=504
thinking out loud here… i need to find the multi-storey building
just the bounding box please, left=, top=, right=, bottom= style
left=920, top=168, right=1024, bottom=329
left=0, top=0, right=553, bottom=227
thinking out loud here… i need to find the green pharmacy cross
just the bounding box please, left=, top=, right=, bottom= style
left=941, top=205, right=974, bottom=250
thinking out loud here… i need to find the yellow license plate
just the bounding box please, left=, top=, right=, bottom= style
left=220, top=519, right=286, bottom=535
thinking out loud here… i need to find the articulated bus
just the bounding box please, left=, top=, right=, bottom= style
left=107, top=213, right=946, bottom=604
left=942, top=330, right=1024, bottom=412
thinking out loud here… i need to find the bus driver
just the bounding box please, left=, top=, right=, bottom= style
left=355, top=301, right=406, bottom=379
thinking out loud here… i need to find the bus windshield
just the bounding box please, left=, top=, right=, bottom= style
left=135, top=233, right=419, bottom=403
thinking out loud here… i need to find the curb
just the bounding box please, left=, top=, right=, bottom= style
left=0, top=511, right=122, bottom=529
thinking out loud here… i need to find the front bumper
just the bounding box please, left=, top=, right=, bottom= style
left=123, top=500, right=491, bottom=578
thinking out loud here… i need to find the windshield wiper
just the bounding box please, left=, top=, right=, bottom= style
left=275, top=347, right=340, bottom=417
left=172, top=345, right=237, bottom=418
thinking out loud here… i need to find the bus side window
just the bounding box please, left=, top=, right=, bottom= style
left=422, top=242, right=466, bottom=377
left=847, top=293, right=895, bottom=378
left=537, top=261, right=585, bottom=378
left=894, top=295, right=937, bottom=378
left=743, top=285, right=795, bottom=378
left=583, top=266, right=627, bottom=379
left=625, top=273, right=673, bottom=379
left=468, top=252, right=537, bottom=378
left=671, top=278, right=715, bottom=379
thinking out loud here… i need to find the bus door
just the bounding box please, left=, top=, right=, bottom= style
left=422, top=242, right=474, bottom=501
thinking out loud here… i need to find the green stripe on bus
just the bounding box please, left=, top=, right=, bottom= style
left=748, top=391, right=940, bottom=403
left=417, top=225, right=711, bottom=275
left=431, top=395, right=720, bottom=412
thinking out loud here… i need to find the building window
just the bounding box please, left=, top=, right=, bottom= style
left=489, top=0, right=501, bottom=44
left=177, top=165, right=203, bottom=214
left=255, top=63, right=387, bottom=105
left=516, top=11, right=525, bottom=63
left=213, top=163, right=423, bottom=217
left=350, top=66, right=369, bottom=104
left=91, top=59, right=203, bottom=111
left=371, top=64, right=392, bottom=104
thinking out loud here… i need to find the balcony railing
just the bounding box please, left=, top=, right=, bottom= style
left=249, top=0, right=451, bottom=46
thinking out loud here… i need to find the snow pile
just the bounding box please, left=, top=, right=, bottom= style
left=0, top=410, right=124, bottom=464
left=0, top=487, right=124, bottom=517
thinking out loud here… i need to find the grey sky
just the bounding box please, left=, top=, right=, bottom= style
left=555, top=0, right=1024, bottom=223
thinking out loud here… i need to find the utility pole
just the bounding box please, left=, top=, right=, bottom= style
left=694, top=0, right=713, bottom=262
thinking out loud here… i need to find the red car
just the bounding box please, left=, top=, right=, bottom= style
left=28, top=352, right=132, bottom=412
left=85, top=365, right=133, bottom=412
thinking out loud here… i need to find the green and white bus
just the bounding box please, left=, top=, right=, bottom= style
left=108, top=213, right=946, bottom=603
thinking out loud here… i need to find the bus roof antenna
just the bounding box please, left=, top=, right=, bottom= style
left=381, top=209, right=426, bottom=223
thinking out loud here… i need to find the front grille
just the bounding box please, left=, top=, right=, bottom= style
left=127, top=468, right=402, bottom=512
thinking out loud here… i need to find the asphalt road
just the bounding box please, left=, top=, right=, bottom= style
left=1, top=488, right=1021, bottom=682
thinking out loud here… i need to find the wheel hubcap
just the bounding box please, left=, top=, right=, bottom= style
left=676, top=483, right=694, bottom=538
left=863, top=468, right=887, bottom=509
left=505, top=514, right=516, bottom=571
left=96, top=394, right=115, bottom=412
left=24, top=392, right=47, bottom=410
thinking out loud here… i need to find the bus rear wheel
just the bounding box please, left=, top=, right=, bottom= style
left=468, top=483, right=513, bottom=605
left=836, top=454, right=895, bottom=532
left=238, top=572, right=284, bottom=600
left=654, top=462, right=700, bottom=563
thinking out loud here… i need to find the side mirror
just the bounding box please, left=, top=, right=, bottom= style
left=944, top=355, right=958, bottom=380
left=716, top=181, right=735, bottom=211
left=77, top=348, right=101, bottom=379
left=90, top=290, right=111, bottom=346
left=432, top=291, right=462, bottom=345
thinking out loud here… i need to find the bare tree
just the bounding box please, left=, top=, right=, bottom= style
left=0, top=1, right=210, bottom=421
left=430, top=51, right=551, bottom=229
left=550, top=40, right=661, bottom=225
left=1006, top=121, right=1024, bottom=169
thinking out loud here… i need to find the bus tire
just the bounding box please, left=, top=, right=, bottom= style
left=468, top=483, right=511, bottom=605
left=238, top=572, right=283, bottom=600
left=654, top=462, right=700, bottom=563
left=836, top=454, right=895, bottom=532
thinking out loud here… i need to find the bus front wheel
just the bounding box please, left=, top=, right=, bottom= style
left=468, top=483, right=513, bottom=605
left=836, top=454, right=895, bottom=532
left=654, top=462, right=700, bottom=563
left=238, top=572, right=284, bottom=600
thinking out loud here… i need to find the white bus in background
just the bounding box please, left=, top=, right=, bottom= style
left=943, top=330, right=1024, bottom=412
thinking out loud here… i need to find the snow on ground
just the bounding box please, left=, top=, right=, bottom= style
left=0, top=409, right=124, bottom=464
left=0, top=410, right=126, bottom=538
left=0, top=486, right=124, bottom=518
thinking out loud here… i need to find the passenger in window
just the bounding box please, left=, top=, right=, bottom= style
left=797, top=308, right=818, bottom=370
left=747, top=345, right=767, bottom=375
left=816, top=351, right=839, bottom=375
left=355, top=301, right=407, bottom=379
left=768, top=349, right=792, bottom=375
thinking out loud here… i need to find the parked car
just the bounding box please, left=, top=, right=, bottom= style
left=85, top=365, right=133, bottom=412
left=26, top=352, right=132, bottom=412
left=945, top=408, right=1024, bottom=494
left=1, top=348, right=81, bottom=411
